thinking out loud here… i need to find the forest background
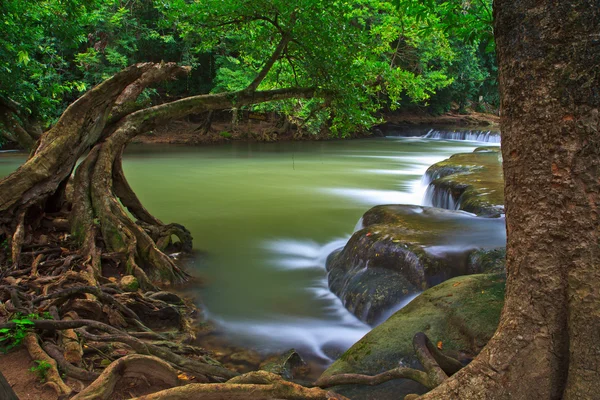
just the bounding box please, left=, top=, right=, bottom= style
left=0, top=0, right=496, bottom=149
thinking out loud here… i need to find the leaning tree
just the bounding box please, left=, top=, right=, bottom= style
left=1, top=0, right=452, bottom=287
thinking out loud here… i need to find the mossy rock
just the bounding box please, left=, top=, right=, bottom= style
left=119, top=275, right=139, bottom=292
left=327, top=205, right=505, bottom=323
left=424, top=149, right=504, bottom=217
left=321, top=273, right=505, bottom=399
left=259, top=349, right=309, bottom=380
left=468, top=248, right=506, bottom=274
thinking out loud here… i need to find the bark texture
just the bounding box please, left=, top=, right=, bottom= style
left=417, top=0, right=599, bottom=399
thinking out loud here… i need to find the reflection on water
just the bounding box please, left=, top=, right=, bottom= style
left=0, top=136, right=502, bottom=372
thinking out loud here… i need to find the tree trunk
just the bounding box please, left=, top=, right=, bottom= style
left=199, top=110, right=214, bottom=135
left=0, top=371, right=18, bottom=400
left=418, top=1, right=599, bottom=398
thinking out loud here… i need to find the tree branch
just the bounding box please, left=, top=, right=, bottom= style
left=246, top=33, right=292, bottom=92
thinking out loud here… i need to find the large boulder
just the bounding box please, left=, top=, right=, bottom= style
left=423, top=147, right=504, bottom=217
left=326, top=205, right=505, bottom=323
left=321, top=273, right=505, bottom=399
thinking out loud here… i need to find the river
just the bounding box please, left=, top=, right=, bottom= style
left=0, top=132, right=502, bottom=373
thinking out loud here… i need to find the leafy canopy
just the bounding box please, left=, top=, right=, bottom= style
left=0, top=0, right=497, bottom=138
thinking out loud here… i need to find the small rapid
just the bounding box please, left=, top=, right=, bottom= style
left=423, top=129, right=501, bottom=143
left=208, top=237, right=369, bottom=364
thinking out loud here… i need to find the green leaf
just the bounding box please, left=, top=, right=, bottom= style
left=17, top=50, right=30, bottom=66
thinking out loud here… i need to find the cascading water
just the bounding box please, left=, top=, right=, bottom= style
left=423, top=129, right=501, bottom=143
left=422, top=184, right=459, bottom=210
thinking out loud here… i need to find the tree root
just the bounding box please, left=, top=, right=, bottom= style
left=128, top=371, right=349, bottom=400
left=71, top=354, right=180, bottom=400
left=42, top=341, right=100, bottom=381
left=315, top=332, right=462, bottom=391
left=316, top=367, right=431, bottom=389
left=23, top=333, right=73, bottom=398
left=0, top=318, right=238, bottom=381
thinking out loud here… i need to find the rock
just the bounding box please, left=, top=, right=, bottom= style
left=320, top=273, right=505, bottom=399
left=423, top=148, right=504, bottom=217
left=468, top=248, right=506, bottom=274
left=327, top=205, right=505, bottom=323
left=259, top=349, right=309, bottom=380
left=119, top=275, right=139, bottom=292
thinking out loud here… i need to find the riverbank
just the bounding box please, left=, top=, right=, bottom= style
left=131, top=110, right=499, bottom=145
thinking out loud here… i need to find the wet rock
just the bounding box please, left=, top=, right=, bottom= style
left=327, top=205, right=505, bottom=323
left=321, top=273, right=505, bottom=399
left=119, top=275, right=139, bottom=292
left=423, top=148, right=504, bottom=217
left=259, top=349, right=309, bottom=380
left=468, top=248, right=506, bottom=274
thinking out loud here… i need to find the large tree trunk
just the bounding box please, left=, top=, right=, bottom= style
left=418, top=1, right=599, bottom=399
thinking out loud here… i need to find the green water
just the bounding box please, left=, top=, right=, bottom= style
left=0, top=137, right=497, bottom=365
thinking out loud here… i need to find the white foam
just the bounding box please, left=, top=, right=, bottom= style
left=322, top=188, right=422, bottom=206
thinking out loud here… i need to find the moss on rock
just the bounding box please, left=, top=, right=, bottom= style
left=327, top=205, right=505, bottom=323
left=323, top=273, right=505, bottom=377
left=119, top=275, right=140, bottom=292
left=424, top=149, right=504, bottom=217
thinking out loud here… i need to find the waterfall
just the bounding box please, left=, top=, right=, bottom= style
left=423, top=129, right=500, bottom=143
left=422, top=185, right=459, bottom=210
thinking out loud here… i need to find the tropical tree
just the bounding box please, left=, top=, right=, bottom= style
left=417, top=0, right=600, bottom=397
left=395, top=0, right=497, bottom=113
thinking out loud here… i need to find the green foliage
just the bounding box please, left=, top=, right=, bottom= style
left=0, top=0, right=498, bottom=142
left=0, top=317, right=34, bottom=352
left=0, top=313, right=52, bottom=353
left=394, top=0, right=498, bottom=112
left=29, top=360, right=52, bottom=382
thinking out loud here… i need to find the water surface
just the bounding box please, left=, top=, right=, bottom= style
left=0, top=137, right=501, bottom=370
left=122, top=138, right=488, bottom=364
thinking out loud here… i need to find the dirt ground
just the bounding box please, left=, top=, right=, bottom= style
left=0, top=348, right=56, bottom=400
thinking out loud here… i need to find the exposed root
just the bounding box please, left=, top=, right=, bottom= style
left=129, top=371, right=349, bottom=400
left=42, top=341, right=100, bottom=381
left=59, top=311, right=83, bottom=365
left=10, top=210, right=26, bottom=269
left=23, top=333, right=73, bottom=398
left=0, top=318, right=238, bottom=381
left=71, top=354, right=180, bottom=400
left=315, top=332, right=461, bottom=390
left=316, top=367, right=431, bottom=389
